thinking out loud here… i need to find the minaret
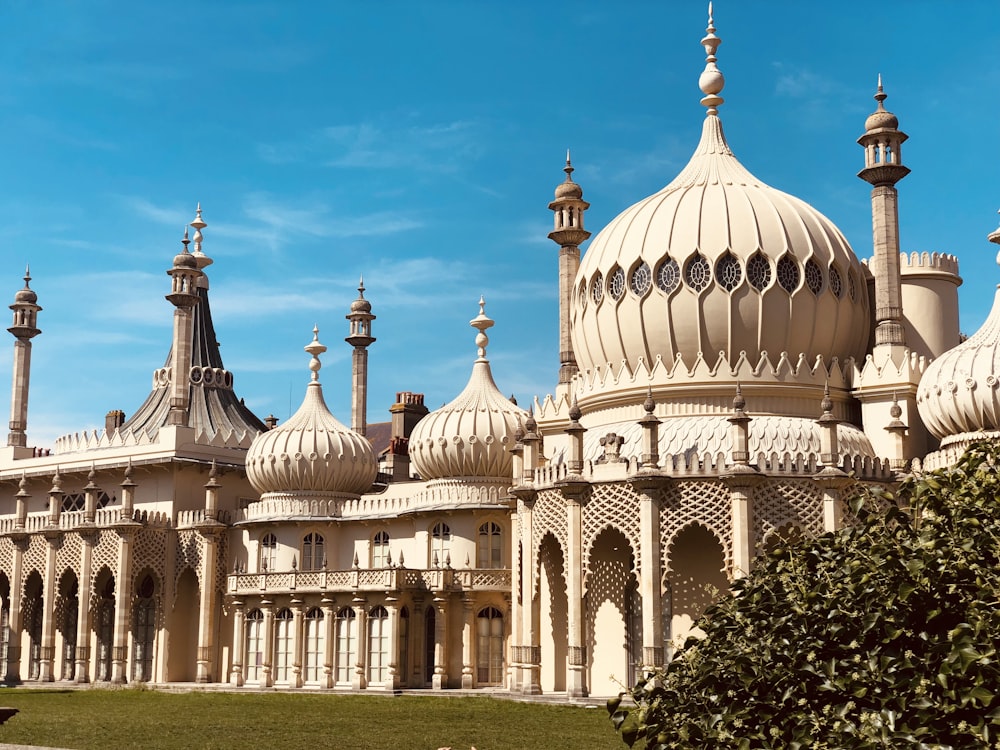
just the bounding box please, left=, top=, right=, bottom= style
left=165, top=213, right=204, bottom=426
left=345, top=277, right=375, bottom=435
left=858, top=75, right=910, bottom=352
left=7, top=267, right=41, bottom=448
left=547, top=150, right=590, bottom=391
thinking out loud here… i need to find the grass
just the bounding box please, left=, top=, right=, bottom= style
left=0, top=688, right=624, bottom=750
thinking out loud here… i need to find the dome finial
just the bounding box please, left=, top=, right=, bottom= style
left=988, top=208, right=1000, bottom=266
left=699, top=1, right=725, bottom=115
left=189, top=203, right=212, bottom=268
left=564, top=148, right=574, bottom=181
left=181, top=225, right=190, bottom=253
left=304, top=325, right=327, bottom=382
left=23, top=265, right=31, bottom=289
left=470, top=296, right=494, bottom=361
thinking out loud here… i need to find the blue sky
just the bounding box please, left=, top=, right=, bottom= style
left=2, top=1, right=1000, bottom=447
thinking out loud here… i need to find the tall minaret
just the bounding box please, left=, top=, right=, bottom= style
left=345, top=277, right=375, bottom=435
left=165, top=211, right=204, bottom=426
left=7, top=267, right=41, bottom=447
left=858, top=76, right=910, bottom=352
left=547, top=150, right=590, bottom=391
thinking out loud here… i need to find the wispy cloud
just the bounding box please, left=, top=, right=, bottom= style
left=257, top=118, right=484, bottom=174
left=771, top=64, right=867, bottom=127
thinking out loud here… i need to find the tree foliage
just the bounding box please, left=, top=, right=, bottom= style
left=609, top=442, right=1000, bottom=749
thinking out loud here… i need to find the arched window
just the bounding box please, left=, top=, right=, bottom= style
left=372, top=531, right=390, bottom=568
left=335, top=607, right=357, bottom=685
left=301, top=533, right=325, bottom=571
left=478, top=522, right=503, bottom=569
left=430, top=522, right=451, bottom=567
left=244, top=609, right=264, bottom=683
left=132, top=574, right=156, bottom=682
left=368, top=606, right=389, bottom=685
left=95, top=574, right=115, bottom=682
left=303, top=607, right=324, bottom=684
left=273, top=608, right=294, bottom=683
left=476, top=607, right=504, bottom=685
left=259, top=533, right=277, bottom=572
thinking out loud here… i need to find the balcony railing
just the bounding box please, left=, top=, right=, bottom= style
left=227, top=567, right=511, bottom=596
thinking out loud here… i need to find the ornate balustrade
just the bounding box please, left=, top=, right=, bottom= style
left=227, top=567, right=511, bottom=595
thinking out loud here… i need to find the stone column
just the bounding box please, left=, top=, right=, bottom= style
left=558, top=479, right=588, bottom=697
left=631, top=475, right=669, bottom=673
left=514, top=490, right=540, bottom=694
left=507, top=507, right=521, bottom=692
left=290, top=597, right=304, bottom=688
left=4, top=536, right=25, bottom=683
left=431, top=594, right=448, bottom=690
left=260, top=600, right=274, bottom=688
left=321, top=595, right=335, bottom=689
left=195, top=525, right=222, bottom=683
left=460, top=596, right=474, bottom=689
left=111, top=526, right=137, bottom=684
left=384, top=596, right=400, bottom=691
left=74, top=529, right=96, bottom=683
left=352, top=595, right=368, bottom=690
left=230, top=599, right=245, bottom=687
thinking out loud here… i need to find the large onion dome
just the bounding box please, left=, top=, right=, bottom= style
left=409, top=299, right=527, bottom=481
left=917, top=218, right=1000, bottom=444
left=570, top=13, right=869, bottom=379
left=246, top=328, right=376, bottom=497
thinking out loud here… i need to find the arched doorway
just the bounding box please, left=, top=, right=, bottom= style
left=423, top=605, right=435, bottom=685
left=57, top=570, right=79, bottom=681
left=585, top=527, right=639, bottom=696
left=476, top=607, right=504, bottom=686
left=93, top=569, right=115, bottom=682
left=665, top=524, right=727, bottom=653
left=538, top=534, right=567, bottom=692
left=23, top=571, right=43, bottom=680
left=167, top=568, right=198, bottom=682
left=132, top=573, right=157, bottom=682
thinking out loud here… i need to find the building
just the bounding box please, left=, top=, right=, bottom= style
left=0, top=9, right=996, bottom=697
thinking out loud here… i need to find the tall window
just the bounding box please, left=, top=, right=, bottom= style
left=303, top=608, right=324, bottom=684
left=476, top=607, right=504, bottom=685
left=478, top=522, right=503, bottom=568
left=60, top=582, right=78, bottom=681
left=368, top=606, right=389, bottom=685
left=430, top=522, right=451, bottom=567
left=398, top=607, right=409, bottom=687
left=259, top=533, right=277, bottom=572
left=244, top=609, right=265, bottom=683
left=302, top=533, right=325, bottom=571
left=335, top=607, right=357, bottom=685
left=273, top=608, right=294, bottom=683
left=372, top=531, right=390, bottom=568
left=132, top=575, right=156, bottom=682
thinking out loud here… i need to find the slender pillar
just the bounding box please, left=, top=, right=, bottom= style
left=195, top=465, right=224, bottom=683
left=384, top=597, right=400, bottom=691
left=38, top=473, right=62, bottom=682
left=815, top=387, right=851, bottom=532
left=321, top=595, right=335, bottom=689
left=722, top=385, right=760, bottom=578
left=5, top=536, right=25, bottom=683
left=431, top=594, right=448, bottom=690
left=74, top=531, right=95, bottom=683
left=230, top=599, right=246, bottom=687
left=7, top=268, right=41, bottom=448
left=460, top=596, right=474, bottom=689
left=110, top=526, right=136, bottom=684
left=260, top=601, right=274, bottom=688
left=507, top=508, right=521, bottom=692
left=560, top=481, right=587, bottom=696
left=515, top=492, right=540, bottom=694
left=345, top=279, right=376, bottom=436
left=352, top=595, right=368, bottom=690
left=290, top=597, right=304, bottom=688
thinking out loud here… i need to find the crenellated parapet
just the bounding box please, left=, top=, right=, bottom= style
left=899, top=251, right=960, bottom=278
left=53, top=423, right=256, bottom=454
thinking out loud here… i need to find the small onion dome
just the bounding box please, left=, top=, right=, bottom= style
left=173, top=227, right=198, bottom=269
left=554, top=150, right=584, bottom=200
left=409, top=298, right=527, bottom=481
left=246, top=327, right=376, bottom=496
left=865, top=76, right=899, bottom=131
left=14, top=270, right=36, bottom=304
left=917, top=215, right=1000, bottom=442
left=350, top=277, right=372, bottom=313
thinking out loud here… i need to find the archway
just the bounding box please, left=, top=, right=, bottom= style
left=93, top=568, right=115, bottom=682
left=132, top=573, right=158, bottom=682
left=538, top=533, right=567, bottom=692
left=665, top=524, right=727, bottom=653
left=167, top=568, right=198, bottom=682
left=23, top=571, right=43, bottom=680
left=57, top=569, right=79, bottom=680
left=585, top=527, right=638, bottom=696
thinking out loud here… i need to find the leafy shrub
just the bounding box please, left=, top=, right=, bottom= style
left=610, top=442, right=1000, bottom=749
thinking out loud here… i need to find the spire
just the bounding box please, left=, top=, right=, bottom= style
left=470, top=296, right=494, bottom=361
left=305, top=326, right=327, bottom=383
left=190, top=203, right=212, bottom=269
left=699, top=2, right=725, bottom=115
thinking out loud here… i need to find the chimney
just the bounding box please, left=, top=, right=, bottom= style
left=385, top=391, right=428, bottom=481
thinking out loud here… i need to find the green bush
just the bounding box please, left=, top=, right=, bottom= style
left=610, top=442, right=1000, bottom=749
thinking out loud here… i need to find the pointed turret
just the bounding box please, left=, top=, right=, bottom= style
left=7, top=267, right=41, bottom=448
left=859, top=75, right=909, bottom=350
left=345, top=276, right=376, bottom=436
left=548, top=150, right=590, bottom=389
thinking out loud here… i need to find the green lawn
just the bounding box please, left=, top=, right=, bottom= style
left=0, top=688, right=625, bottom=750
